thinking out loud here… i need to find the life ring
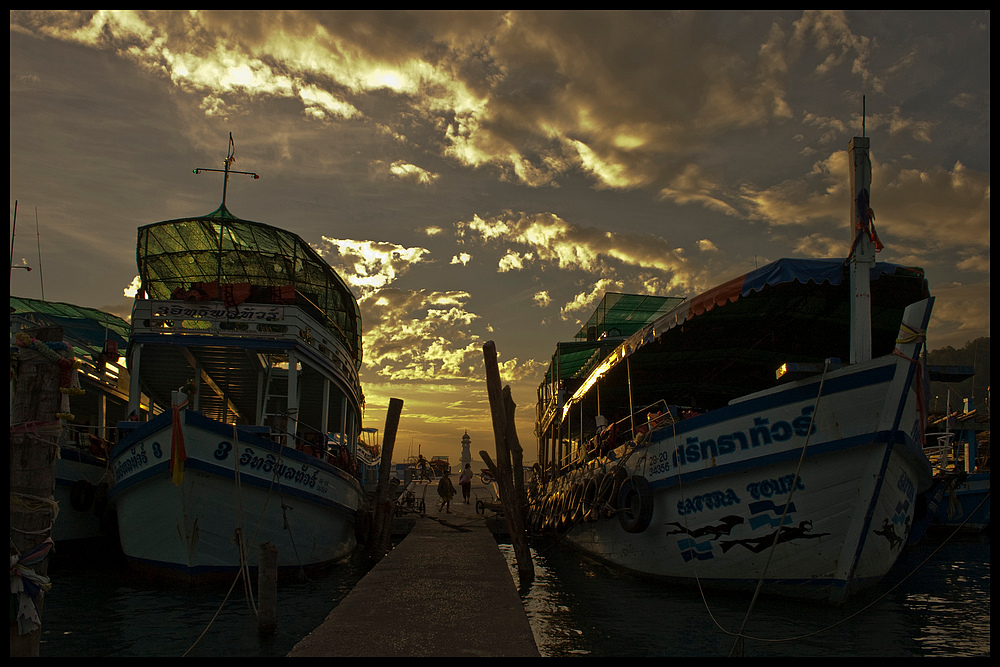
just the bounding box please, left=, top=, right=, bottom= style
left=617, top=475, right=654, bottom=533
left=70, top=480, right=95, bottom=512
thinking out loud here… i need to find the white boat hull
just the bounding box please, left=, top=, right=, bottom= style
left=531, top=350, right=931, bottom=602
left=110, top=409, right=362, bottom=579
left=53, top=454, right=115, bottom=543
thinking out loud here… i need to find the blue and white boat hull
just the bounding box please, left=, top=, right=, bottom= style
left=532, top=300, right=934, bottom=603
left=110, top=409, right=362, bottom=579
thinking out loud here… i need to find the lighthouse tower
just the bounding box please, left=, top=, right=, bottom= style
left=460, top=431, right=472, bottom=469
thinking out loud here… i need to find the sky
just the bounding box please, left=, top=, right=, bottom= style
left=9, top=10, right=991, bottom=466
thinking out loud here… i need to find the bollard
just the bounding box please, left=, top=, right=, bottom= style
left=258, top=542, right=278, bottom=635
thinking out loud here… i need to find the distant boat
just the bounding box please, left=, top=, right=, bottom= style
left=922, top=389, right=990, bottom=534
left=10, top=296, right=133, bottom=546
left=109, top=142, right=368, bottom=579
left=529, top=137, right=936, bottom=603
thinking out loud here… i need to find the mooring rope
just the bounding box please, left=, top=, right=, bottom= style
left=727, top=358, right=830, bottom=656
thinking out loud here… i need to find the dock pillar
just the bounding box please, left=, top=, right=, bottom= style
left=258, top=542, right=278, bottom=635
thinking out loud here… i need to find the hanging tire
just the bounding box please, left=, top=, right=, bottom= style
left=558, top=491, right=573, bottom=531
left=70, top=480, right=95, bottom=512
left=597, top=471, right=616, bottom=518
left=582, top=475, right=600, bottom=522
left=618, top=475, right=654, bottom=533
left=568, top=481, right=584, bottom=524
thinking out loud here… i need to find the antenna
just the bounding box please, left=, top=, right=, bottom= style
left=10, top=200, right=33, bottom=278
left=862, top=95, right=866, bottom=138
left=193, top=133, right=260, bottom=209
left=35, top=207, right=45, bottom=301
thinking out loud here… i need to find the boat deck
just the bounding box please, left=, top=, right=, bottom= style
left=288, top=480, right=538, bottom=657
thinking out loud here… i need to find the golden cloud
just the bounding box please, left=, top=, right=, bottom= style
left=316, top=237, right=431, bottom=296
left=741, top=149, right=990, bottom=254
left=16, top=9, right=894, bottom=197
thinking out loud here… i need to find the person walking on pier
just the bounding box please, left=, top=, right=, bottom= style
left=416, top=454, right=429, bottom=480
left=458, top=463, right=473, bottom=504
left=438, top=472, right=456, bottom=513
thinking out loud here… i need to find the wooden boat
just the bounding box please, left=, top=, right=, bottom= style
left=109, top=142, right=368, bottom=579
left=530, top=137, right=936, bottom=603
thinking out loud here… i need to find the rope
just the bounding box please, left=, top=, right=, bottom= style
left=725, top=490, right=991, bottom=647
left=10, top=537, right=55, bottom=636
left=9, top=492, right=60, bottom=530
left=728, top=359, right=829, bottom=656
left=661, top=363, right=831, bottom=653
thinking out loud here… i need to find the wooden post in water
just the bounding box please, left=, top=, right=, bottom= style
left=503, top=386, right=527, bottom=510
left=10, top=326, right=65, bottom=657
left=482, top=341, right=534, bottom=580
left=258, top=542, right=278, bottom=635
left=369, top=398, right=404, bottom=563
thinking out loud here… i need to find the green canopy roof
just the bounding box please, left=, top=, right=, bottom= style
left=544, top=293, right=685, bottom=386
left=573, top=293, right=685, bottom=340
left=9, top=295, right=130, bottom=357
left=136, top=204, right=362, bottom=367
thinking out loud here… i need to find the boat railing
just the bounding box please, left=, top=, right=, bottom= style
left=924, top=430, right=990, bottom=476
left=259, top=409, right=362, bottom=478
left=551, top=399, right=680, bottom=476
left=131, top=298, right=359, bottom=381
left=923, top=431, right=956, bottom=473
left=57, top=423, right=119, bottom=463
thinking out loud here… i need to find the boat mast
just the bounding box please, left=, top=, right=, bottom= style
left=193, top=133, right=260, bottom=212
left=848, top=103, right=876, bottom=364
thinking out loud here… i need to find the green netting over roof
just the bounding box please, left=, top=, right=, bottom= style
left=136, top=204, right=362, bottom=367
left=542, top=340, right=609, bottom=384
left=543, top=293, right=686, bottom=385
left=574, top=293, right=685, bottom=340
left=10, top=296, right=130, bottom=355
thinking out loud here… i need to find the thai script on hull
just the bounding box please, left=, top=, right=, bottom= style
left=114, top=443, right=151, bottom=481
left=673, top=405, right=816, bottom=467
left=238, top=447, right=322, bottom=490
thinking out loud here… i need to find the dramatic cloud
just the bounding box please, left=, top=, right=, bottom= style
left=361, top=288, right=481, bottom=381
left=455, top=211, right=695, bottom=290
left=316, top=238, right=431, bottom=296
left=10, top=10, right=990, bottom=463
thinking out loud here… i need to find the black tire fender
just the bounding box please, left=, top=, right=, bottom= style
left=617, top=475, right=654, bottom=533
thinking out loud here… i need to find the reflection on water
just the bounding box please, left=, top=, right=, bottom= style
left=40, top=549, right=372, bottom=657
left=35, top=533, right=989, bottom=657
left=499, top=536, right=990, bottom=657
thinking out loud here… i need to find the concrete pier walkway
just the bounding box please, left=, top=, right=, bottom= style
left=288, top=480, right=539, bottom=657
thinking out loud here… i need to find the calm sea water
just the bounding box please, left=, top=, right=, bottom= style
left=38, top=533, right=989, bottom=657
left=499, top=534, right=991, bottom=657
left=39, top=548, right=373, bottom=658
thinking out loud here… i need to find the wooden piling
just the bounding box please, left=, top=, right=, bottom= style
left=258, top=542, right=278, bottom=635
left=481, top=341, right=533, bottom=580
left=10, top=326, right=65, bottom=657
left=369, top=398, right=404, bottom=563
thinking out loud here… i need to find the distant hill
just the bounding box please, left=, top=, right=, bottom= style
left=927, top=337, right=990, bottom=416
